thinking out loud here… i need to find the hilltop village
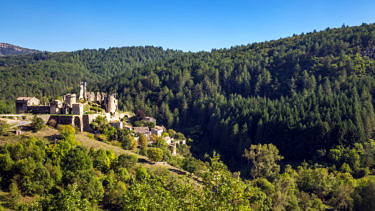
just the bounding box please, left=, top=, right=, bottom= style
left=14, top=82, right=186, bottom=156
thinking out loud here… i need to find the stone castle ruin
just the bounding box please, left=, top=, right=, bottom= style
left=14, top=82, right=185, bottom=156
left=77, top=81, right=118, bottom=113
left=15, top=82, right=119, bottom=132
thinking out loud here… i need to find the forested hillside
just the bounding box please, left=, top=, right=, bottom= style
left=98, top=23, right=375, bottom=171
left=2, top=24, right=375, bottom=173
left=0, top=46, right=179, bottom=101
left=2, top=23, right=375, bottom=210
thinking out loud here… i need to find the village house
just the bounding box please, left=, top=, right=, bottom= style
left=143, top=116, right=156, bottom=124
left=133, top=126, right=151, bottom=140
left=110, top=121, right=123, bottom=130
left=164, top=136, right=174, bottom=145
left=124, top=124, right=133, bottom=131
left=151, top=125, right=164, bottom=137
left=177, top=139, right=186, bottom=145
left=50, top=100, right=63, bottom=114
left=169, top=143, right=177, bottom=156
left=16, top=97, right=40, bottom=113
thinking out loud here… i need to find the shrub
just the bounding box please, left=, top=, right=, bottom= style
left=118, top=168, right=130, bottom=182
left=116, top=154, right=138, bottom=169
left=147, top=147, right=164, bottom=162
left=31, top=116, right=44, bottom=132
left=86, top=133, right=95, bottom=140
left=59, top=125, right=77, bottom=144
left=0, top=120, right=10, bottom=135
left=139, top=134, right=148, bottom=156
left=135, top=167, right=149, bottom=181
left=97, top=134, right=108, bottom=142
left=182, top=157, right=199, bottom=173
left=129, top=136, right=138, bottom=150
left=47, top=118, right=57, bottom=127
left=9, top=181, right=21, bottom=208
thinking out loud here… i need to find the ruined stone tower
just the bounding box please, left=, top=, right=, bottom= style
left=79, top=81, right=87, bottom=100
left=65, top=94, right=76, bottom=108
left=106, top=94, right=118, bottom=114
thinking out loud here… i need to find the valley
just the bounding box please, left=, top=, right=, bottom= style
left=1, top=23, right=375, bottom=210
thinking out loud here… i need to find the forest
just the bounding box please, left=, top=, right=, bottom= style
left=0, top=126, right=374, bottom=210
left=99, top=23, right=375, bottom=172
left=1, top=23, right=375, bottom=209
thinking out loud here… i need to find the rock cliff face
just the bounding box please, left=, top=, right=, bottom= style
left=0, top=42, right=39, bottom=56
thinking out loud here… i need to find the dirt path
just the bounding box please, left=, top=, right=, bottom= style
left=0, top=118, right=31, bottom=128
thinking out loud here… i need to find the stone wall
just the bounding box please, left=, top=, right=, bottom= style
left=48, top=115, right=74, bottom=125
left=82, top=114, right=100, bottom=132
left=27, top=106, right=50, bottom=114
left=35, top=114, right=51, bottom=123
left=48, top=115, right=83, bottom=132
left=16, top=102, right=27, bottom=114
left=110, top=121, right=123, bottom=130
left=72, top=103, right=83, bottom=115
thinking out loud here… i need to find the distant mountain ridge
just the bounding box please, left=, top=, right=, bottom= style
left=0, top=42, right=39, bottom=56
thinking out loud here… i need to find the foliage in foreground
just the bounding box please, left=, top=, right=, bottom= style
left=0, top=130, right=374, bottom=210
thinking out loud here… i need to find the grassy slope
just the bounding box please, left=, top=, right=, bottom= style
left=0, top=126, right=192, bottom=210
left=22, top=127, right=188, bottom=176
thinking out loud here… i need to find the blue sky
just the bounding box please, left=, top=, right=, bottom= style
left=2, top=0, right=375, bottom=52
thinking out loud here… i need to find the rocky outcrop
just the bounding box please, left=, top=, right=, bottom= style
left=0, top=43, right=39, bottom=56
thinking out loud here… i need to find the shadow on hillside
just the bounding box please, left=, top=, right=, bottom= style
left=21, top=125, right=33, bottom=132
left=138, top=158, right=153, bottom=164
left=45, top=134, right=61, bottom=143
left=168, top=168, right=187, bottom=176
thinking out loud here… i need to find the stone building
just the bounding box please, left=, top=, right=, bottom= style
left=110, top=121, right=123, bottom=130
left=79, top=81, right=87, bottom=99
left=16, top=97, right=40, bottom=114
left=72, top=103, right=84, bottom=115
left=86, top=92, right=96, bottom=102
left=64, top=94, right=76, bottom=108
left=106, top=94, right=118, bottom=114
left=50, top=100, right=63, bottom=114
left=134, top=126, right=151, bottom=140
left=151, top=126, right=164, bottom=137
left=169, top=143, right=177, bottom=156
left=143, top=116, right=156, bottom=124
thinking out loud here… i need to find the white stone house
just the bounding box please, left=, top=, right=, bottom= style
left=133, top=126, right=151, bottom=140
left=143, top=116, right=156, bottom=124
left=163, top=136, right=174, bottom=145
left=151, top=126, right=164, bottom=137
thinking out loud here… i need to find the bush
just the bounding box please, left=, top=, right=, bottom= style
left=119, top=134, right=137, bottom=150
left=182, top=157, right=199, bottom=173
left=147, top=147, right=164, bottom=162
left=116, top=154, right=138, bottom=169
left=9, top=181, right=21, bottom=208
left=31, top=116, right=44, bottom=132
left=129, top=136, right=138, bottom=150
left=139, top=134, right=148, bottom=156
left=136, top=167, right=149, bottom=181
left=59, top=125, right=77, bottom=144
left=97, top=134, right=108, bottom=142
left=86, top=133, right=95, bottom=140
left=47, top=118, right=57, bottom=127
left=118, top=168, right=130, bottom=182
left=0, top=120, right=10, bottom=135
